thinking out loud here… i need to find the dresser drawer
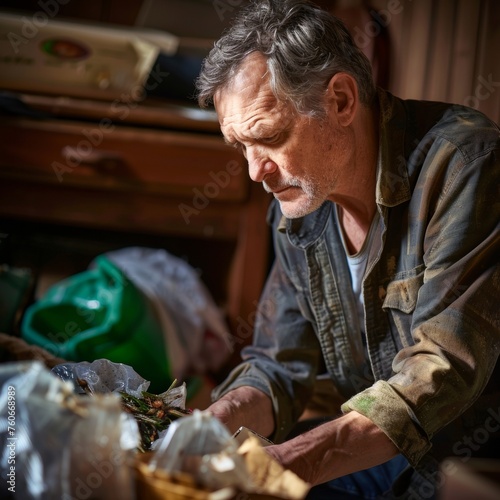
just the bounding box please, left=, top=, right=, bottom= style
left=0, top=117, right=247, bottom=201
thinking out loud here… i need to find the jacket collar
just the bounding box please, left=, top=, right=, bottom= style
left=375, top=88, right=411, bottom=207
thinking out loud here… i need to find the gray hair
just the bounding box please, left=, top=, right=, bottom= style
left=196, top=0, right=376, bottom=116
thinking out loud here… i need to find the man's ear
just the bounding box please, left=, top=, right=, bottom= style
left=326, top=72, right=358, bottom=127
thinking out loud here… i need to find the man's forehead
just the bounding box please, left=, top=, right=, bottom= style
left=232, top=52, right=269, bottom=88
left=215, top=52, right=270, bottom=106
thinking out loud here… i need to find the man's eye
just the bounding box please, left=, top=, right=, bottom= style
left=262, top=135, right=280, bottom=145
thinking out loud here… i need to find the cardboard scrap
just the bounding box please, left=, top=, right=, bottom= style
left=237, top=436, right=310, bottom=500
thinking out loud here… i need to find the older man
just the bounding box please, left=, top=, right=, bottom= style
left=196, top=1, right=500, bottom=498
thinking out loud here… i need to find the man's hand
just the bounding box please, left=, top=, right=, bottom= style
left=206, top=389, right=398, bottom=487
left=264, top=411, right=399, bottom=486
left=204, top=386, right=275, bottom=437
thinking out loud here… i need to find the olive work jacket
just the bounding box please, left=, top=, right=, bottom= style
left=213, top=89, right=500, bottom=496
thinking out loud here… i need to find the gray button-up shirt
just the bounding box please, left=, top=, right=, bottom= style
left=213, top=89, right=500, bottom=486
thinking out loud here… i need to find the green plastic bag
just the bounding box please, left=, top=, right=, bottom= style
left=21, top=255, right=171, bottom=393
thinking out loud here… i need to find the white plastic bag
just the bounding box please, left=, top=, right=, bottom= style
left=98, top=247, right=232, bottom=379
left=148, top=410, right=251, bottom=492
left=52, top=358, right=151, bottom=397
left=0, top=361, right=139, bottom=500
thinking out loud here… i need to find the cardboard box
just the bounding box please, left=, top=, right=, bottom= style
left=0, top=12, right=178, bottom=101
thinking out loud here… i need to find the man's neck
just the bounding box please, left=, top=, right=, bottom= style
left=331, top=103, right=379, bottom=254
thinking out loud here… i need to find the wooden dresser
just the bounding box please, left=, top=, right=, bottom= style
left=0, top=92, right=272, bottom=362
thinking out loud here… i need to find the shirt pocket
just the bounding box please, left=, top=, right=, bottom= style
left=382, top=267, right=425, bottom=348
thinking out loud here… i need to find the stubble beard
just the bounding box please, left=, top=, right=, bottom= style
left=267, top=175, right=327, bottom=219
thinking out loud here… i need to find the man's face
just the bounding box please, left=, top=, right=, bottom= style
left=214, top=52, right=351, bottom=219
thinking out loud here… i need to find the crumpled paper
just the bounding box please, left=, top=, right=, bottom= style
left=237, top=436, right=311, bottom=499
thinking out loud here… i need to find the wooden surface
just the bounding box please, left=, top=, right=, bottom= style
left=0, top=93, right=272, bottom=367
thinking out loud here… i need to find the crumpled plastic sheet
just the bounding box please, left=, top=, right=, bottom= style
left=52, top=358, right=151, bottom=397
left=148, top=410, right=252, bottom=492
left=51, top=358, right=187, bottom=404
left=0, top=361, right=139, bottom=500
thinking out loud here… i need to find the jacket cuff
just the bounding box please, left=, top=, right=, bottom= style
left=341, top=380, right=432, bottom=466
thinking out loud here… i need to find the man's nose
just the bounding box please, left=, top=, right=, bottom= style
left=246, top=146, right=277, bottom=182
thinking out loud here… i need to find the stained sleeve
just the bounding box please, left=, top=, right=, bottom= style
left=342, top=140, right=500, bottom=466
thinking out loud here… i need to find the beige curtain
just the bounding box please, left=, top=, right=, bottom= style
left=380, top=0, right=500, bottom=124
